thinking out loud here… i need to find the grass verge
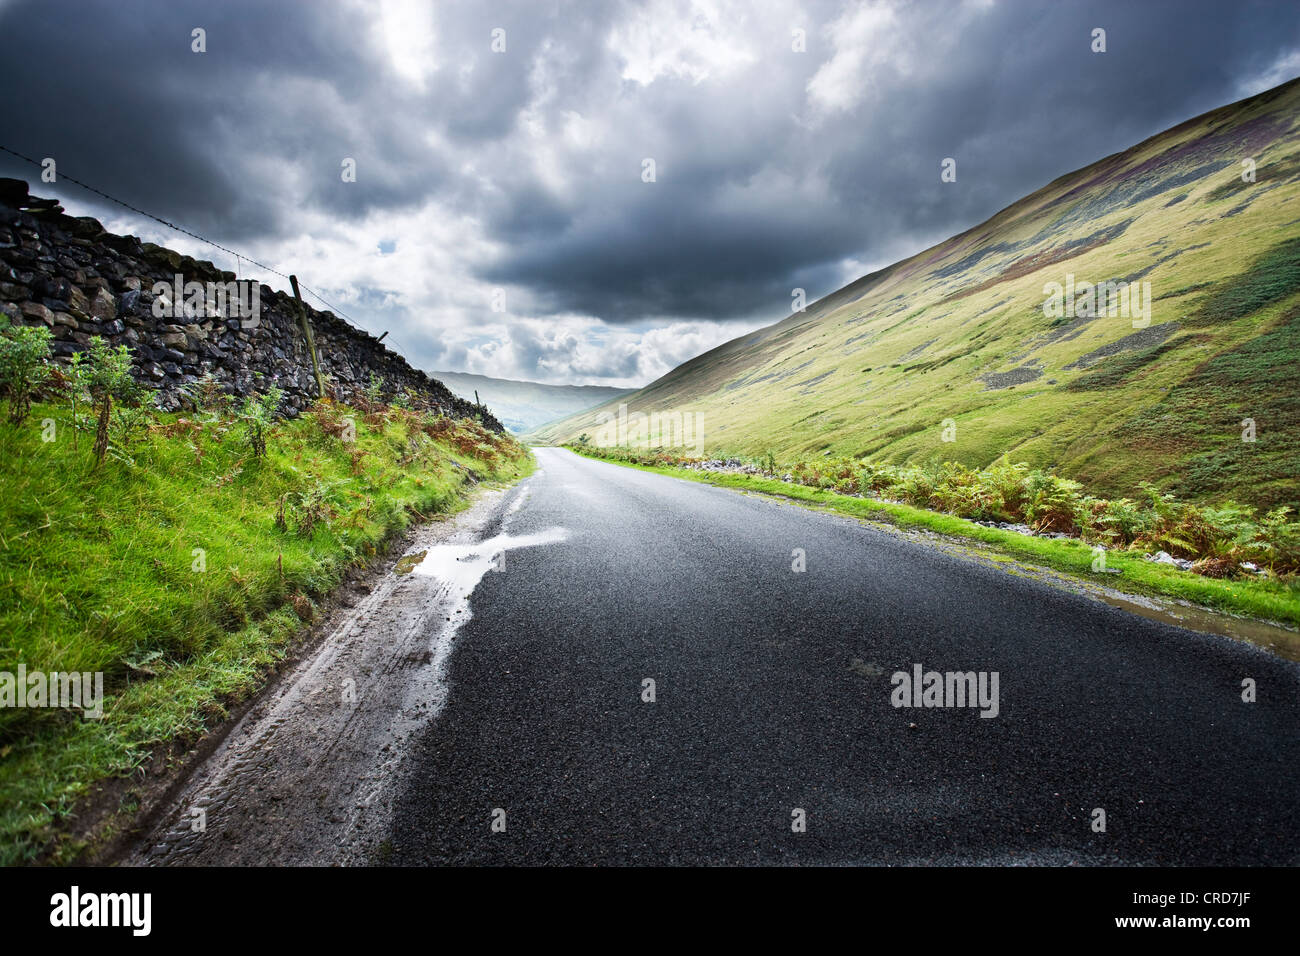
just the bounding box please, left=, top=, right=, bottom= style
left=1, top=399, right=530, bottom=864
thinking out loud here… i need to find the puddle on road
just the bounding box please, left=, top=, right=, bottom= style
left=1097, top=591, right=1300, bottom=662
left=393, top=551, right=427, bottom=575
left=393, top=527, right=567, bottom=596
left=349, top=526, right=569, bottom=817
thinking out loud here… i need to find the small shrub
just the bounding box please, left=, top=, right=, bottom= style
left=238, top=387, right=283, bottom=460
left=181, top=372, right=231, bottom=421
left=1023, top=470, right=1085, bottom=534
left=980, top=460, right=1031, bottom=520
left=279, top=478, right=340, bottom=536
left=421, top=413, right=454, bottom=440
left=84, top=337, right=136, bottom=467
left=1250, top=507, right=1300, bottom=574
left=362, top=372, right=385, bottom=410
left=0, top=316, right=53, bottom=426
left=309, top=399, right=350, bottom=441
left=62, top=349, right=90, bottom=451
left=894, top=465, right=939, bottom=509
left=110, top=386, right=159, bottom=450
left=1095, top=497, right=1148, bottom=546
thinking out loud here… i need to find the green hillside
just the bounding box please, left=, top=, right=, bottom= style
left=531, top=78, right=1300, bottom=511
left=434, top=370, right=632, bottom=434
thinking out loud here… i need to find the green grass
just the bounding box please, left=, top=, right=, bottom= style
left=1184, top=235, right=1300, bottom=327
left=1121, top=299, right=1300, bottom=508
left=566, top=446, right=1300, bottom=629
left=0, top=399, right=531, bottom=864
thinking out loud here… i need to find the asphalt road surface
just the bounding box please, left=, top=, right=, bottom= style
left=386, top=448, right=1300, bottom=865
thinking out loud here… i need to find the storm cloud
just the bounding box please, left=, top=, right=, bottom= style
left=2, top=0, right=1297, bottom=384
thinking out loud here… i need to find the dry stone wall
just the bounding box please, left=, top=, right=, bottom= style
left=0, top=178, right=499, bottom=429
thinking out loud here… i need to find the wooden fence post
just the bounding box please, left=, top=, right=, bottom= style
left=289, top=275, right=325, bottom=399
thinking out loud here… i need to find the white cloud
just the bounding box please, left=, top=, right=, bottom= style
left=805, top=1, right=905, bottom=115
left=608, top=0, right=757, bottom=86
left=363, top=0, right=438, bottom=91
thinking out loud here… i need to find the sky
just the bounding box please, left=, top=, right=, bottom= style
left=2, top=0, right=1298, bottom=387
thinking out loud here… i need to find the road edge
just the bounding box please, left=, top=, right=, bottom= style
left=54, top=469, right=532, bottom=868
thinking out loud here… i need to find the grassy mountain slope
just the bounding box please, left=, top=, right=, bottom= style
left=434, top=370, right=632, bottom=434
left=532, top=78, right=1300, bottom=510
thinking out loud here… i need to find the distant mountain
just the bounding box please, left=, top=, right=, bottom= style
left=433, top=371, right=633, bottom=434
left=531, top=78, right=1300, bottom=509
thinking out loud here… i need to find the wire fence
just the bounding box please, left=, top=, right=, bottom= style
left=0, top=143, right=412, bottom=363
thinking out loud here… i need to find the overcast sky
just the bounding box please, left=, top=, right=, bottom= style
left=2, top=0, right=1298, bottom=386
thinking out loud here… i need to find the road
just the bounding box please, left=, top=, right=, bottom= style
left=385, top=448, right=1300, bottom=865
left=128, top=447, right=1300, bottom=866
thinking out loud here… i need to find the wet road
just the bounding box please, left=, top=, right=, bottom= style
left=386, top=448, right=1300, bottom=865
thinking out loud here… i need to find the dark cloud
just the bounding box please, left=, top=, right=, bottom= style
left=1, top=0, right=1297, bottom=384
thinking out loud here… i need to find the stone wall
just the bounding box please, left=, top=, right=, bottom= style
left=0, top=178, right=500, bottom=429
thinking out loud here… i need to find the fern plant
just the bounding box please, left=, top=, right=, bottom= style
left=237, top=387, right=283, bottom=459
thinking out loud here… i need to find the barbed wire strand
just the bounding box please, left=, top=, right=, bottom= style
left=0, top=143, right=410, bottom=361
